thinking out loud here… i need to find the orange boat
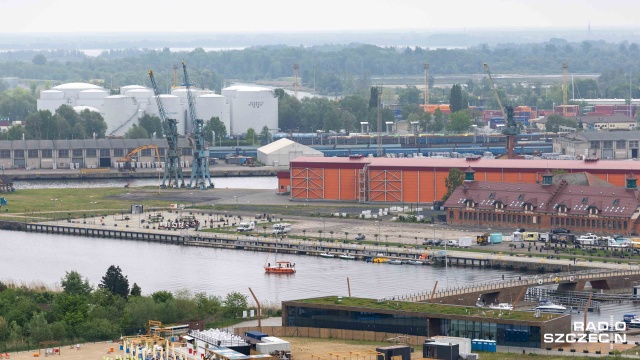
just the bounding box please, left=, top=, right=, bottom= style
left=264, top=261, right=296, bottom=274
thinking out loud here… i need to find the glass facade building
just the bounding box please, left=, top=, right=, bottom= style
left=284, top=300, right=569, bottom=349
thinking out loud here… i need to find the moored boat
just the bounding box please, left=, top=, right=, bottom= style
left=388, top=259, right=403, bottom=265
left=489, top=303, right=513, bottom=311
left=338, top=253, right=355, bottom=260
left=407, top=260, right=424, bottom=265
left=319, top=252, right=335, bottom=258
left=534, top=300, right=566, bottom=312
left=372, top=257, right=389, bottom=263
left=264, top=261, right=296, bottom=274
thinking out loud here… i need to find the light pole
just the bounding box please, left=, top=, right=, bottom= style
left=234, top=196, right=238, bottom=212
left=90, top=201, right=98, bottom=224
left=50, top=198, right=59, bottom=222
left=376, top=221, right=381, bottom=246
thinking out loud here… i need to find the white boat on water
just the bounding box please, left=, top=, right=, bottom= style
left=388, top=259, right=403, bottom=265
left=489, top=303, right=513, bottom=311
left=407, top=260, right=424, bottom=265
left=319, top=252, right=335, bottom=258
left=535, top=300, right=566, bottom=312
left=338, top=253, right=355, bottom=260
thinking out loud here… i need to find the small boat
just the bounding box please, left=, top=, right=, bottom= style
left=372, top=257, right=388, bottom=263
left=489, top=303, right=513, bottom=311
left=535, top=300, right=566, bottom=312
left=407, top=260, right=424, bottom=265
left=264, top=261, right=296, bottom=274
left=387, top=259, right=403, bottom=265
left=319, top=252, right=335, bottom=258
left=476, top=297, right=485, bottom=308
left=629, top=318, right=640, bottom=328
left=338, top=253, right=355, bottom=260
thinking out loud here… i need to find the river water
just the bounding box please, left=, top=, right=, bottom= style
left=3, top=230, right=638, bottom=322
left=13, top=176, right=277, bottom=190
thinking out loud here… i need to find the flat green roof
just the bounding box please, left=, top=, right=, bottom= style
left=290, top=296, right=563, bottom=323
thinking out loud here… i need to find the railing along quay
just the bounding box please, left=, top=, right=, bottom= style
left=391, top=269, right=640, bottom=303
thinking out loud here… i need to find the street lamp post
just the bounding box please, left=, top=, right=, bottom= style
left=50, top=198, right=60, bottom=222
left=90, top=201, right=98, bottom=224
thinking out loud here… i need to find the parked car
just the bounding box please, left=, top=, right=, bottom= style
left=433, top=239, right=442, bottom=246
left=422, top=239, right=433, bottom=246
left=551, top=228, right=569, bottom=234
left=354, top=233, right=366, bottom=241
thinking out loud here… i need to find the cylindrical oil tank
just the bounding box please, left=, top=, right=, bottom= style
left=124, top=88, right=153, bottom=111
left=171, top=88, right=193, bottom=133
left=73, top=105, right=100, bottom=113
left=196, top=94, right=230, bottom=133
left=120, top=85, right=147, bottom=94
left=51, top=82, right=104, bottom=102
left=222, top=86, right=277, bottom=135
left=78, top=89, right=109, bottom=109
left=147, top=95, right=183, bottom=135
left=102, top=95, right=140, bottom=136
left=40, top=90, right=64, bottom=100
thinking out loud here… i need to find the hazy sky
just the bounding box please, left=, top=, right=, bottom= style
left=2, top=0, right=638, bottom=33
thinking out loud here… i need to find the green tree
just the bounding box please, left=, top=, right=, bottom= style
left=442, top=168, right=464, bottom=202
left=278, top=92, right=302, bottom=132
left=130, top=283, right=142, bottom=297
left=78, top=109, right=107, bottom=138
left=4, top=125, right=26, bottom=140
left=0, top=87, right=37, bottom=121
left=449, top=84, right=465, bottom=113
left=151, top=291, right=174, bottom=303
left=124, top=124, right=149, bottom=139
left=32, top=53, right=47, bottom=65
left=446, top=111, right=472, bottom=133
left=60, top=271, right=92, bottom=297
left=26, top=311, right=51, bottom=344
left=0, top=316, right=9, bottom=341
left=260, top=125, right=271, bottom=145
left=245, top=128, right=256, bottom=145
left=223, top=292, right=248, bottom=318
left=428, top=108, right=445, bottom=132
left=99, top=265, right=129, bottom=299
left=138, top=114, right=163, bottom=138
left=203, top=116, right=227, bottom=143
left=339, top=95, right=369, bottom=123
left=545, top=114, right=577, bottom=133
left=194, top=293, right=222, bottom=318
left=397, top=85, right=422, bottom=106
left=51, top=293, right=89, bottom=335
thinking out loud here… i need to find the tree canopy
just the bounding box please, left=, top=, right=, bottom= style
left=442, top=168, right=464, bottom=202
left=99, top=265, right=130, bottom=299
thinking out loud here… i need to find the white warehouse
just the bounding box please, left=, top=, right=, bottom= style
left=37, top=82, right=274, bottom=137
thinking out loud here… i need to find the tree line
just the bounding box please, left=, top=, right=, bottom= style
left=0, top=266, right=251, bottom=352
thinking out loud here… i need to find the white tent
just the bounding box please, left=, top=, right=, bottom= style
left=257, top=138, right=323, bottom=166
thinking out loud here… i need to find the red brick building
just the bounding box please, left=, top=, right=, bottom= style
left=443, top=169, right=640, bottom=235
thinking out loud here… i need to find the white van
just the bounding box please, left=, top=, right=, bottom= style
left=272, top=223, right=292, bottom=234
left=446, top=239, right=458, bottom=247
left=237, top=222, right=255, bottom=232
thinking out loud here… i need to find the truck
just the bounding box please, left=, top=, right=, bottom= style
left=272, top=223, right=292, bottom=235
left=445, top=239, right=458, bottom=247
left=523, top=231, right=538, bottom=241
left=237, top=221, right=255, bottom=232
left=458, top=237, right=472, bottom=248
left=538, top=233, right=551, bottom=243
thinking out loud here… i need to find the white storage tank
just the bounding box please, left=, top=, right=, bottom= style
left=102, top=95, right=141, bottom=136
left=78, top=89, right=109, bottom=109
left=147, top=95, right=183, bottom=135
left=124, top=88, right=153, bottom=111
left=51, top=82, right=104, bottom=103
left=120, top=85, right=147, bottom=94
left=222, top=85, right=277, bottom=135
left=196, top=94, right=230, bottom=133
left=73, top=105, right=100, bottom=114
left=37, top=90, right=66, bottom=113
left=40, top=90, right=64, bottom=100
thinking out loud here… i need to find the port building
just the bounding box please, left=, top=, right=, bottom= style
left=278, top=157, right=640, bottom=203
left=36, top=83, right=275, bottom=137
left=443, top=168, right=640, bottom=235
left=257, top=138, right=323, bottom=167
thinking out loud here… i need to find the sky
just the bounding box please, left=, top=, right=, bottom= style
left=1, top=0, right=639, bottom=33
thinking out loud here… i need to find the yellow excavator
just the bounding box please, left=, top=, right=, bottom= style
left=117, top=144, right=161, bottom=172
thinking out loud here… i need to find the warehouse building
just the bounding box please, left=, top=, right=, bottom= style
left=443, top=168, right=640, bottom=235
left=279, top=157, right=640, bottom=204
left=36, top=83, right=273, bottom=137
left=257, top=138, right=323, bottom=167
left=0, top=138, right=192, bottom=170
left=553, top=131, right=640, bottom=159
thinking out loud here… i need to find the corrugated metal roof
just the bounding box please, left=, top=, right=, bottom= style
left=291, top=156, right=640, bottom=172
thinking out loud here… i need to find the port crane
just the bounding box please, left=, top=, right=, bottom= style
left=483, top=63, right=519, bottom=159
left=148, top=70, right=185, bottom=188
left=182, top=61, right=213, bottom=189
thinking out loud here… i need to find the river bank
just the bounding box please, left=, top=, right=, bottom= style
left=1, top=164, right=279, bottom=180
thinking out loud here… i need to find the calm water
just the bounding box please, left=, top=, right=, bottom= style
left=2, top=230, right=638, bottom=322
left=13, top=176, right=277, bottom=190
left=2, top=229, right=511, bottom=303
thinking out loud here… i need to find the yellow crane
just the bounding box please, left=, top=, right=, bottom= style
left=117, top=144, right=161, bottom=172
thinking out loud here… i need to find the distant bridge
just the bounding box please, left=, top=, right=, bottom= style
left=386, top=269, right=640, bottom=306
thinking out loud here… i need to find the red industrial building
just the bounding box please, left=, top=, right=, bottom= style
left=278, top=157, right=640, bottom=204
left=444, top=169, right=640, bottom=235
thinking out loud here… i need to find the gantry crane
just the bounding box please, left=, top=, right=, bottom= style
left=149, top=70, right=185, bottom=188
left=483, top=63, right=518, bottom=159
left=182, top=61, right=213, bottom=190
